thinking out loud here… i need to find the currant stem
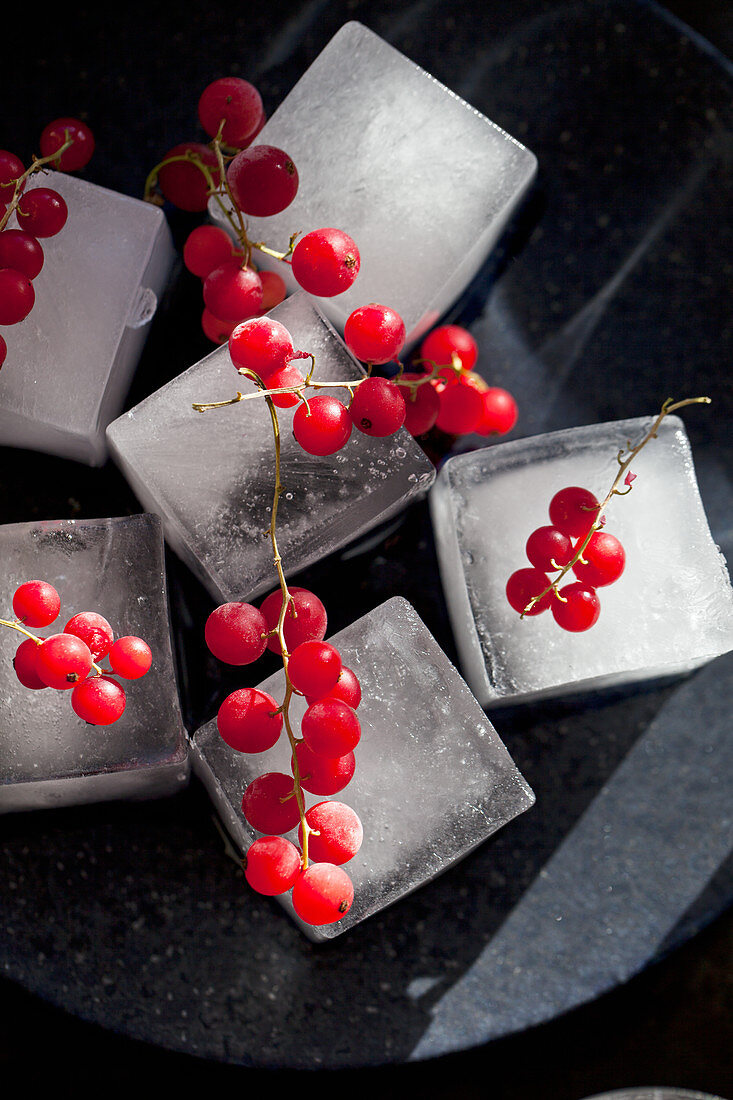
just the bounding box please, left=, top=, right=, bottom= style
left=521, top=396, right=711, bottom=616
left=0, top=616, right=104, bottom=675
left=0, top=137, right=74, bottom=233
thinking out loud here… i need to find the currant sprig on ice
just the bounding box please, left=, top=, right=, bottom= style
left=144, top=76, right=360, bottom=345
left=2, top=580, right=151, bottom=724
left=506, top=397, right=711, bottom=631
left=0, top=118, right=94, bottom=369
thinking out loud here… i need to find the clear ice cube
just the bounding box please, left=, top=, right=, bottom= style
left=209, top=22, right=537, bottom=348
left=0, top=170, right=174, bottom=465
left=191, top=596, right=535, bottom=942
left=430, top=416, right=733, bottom=706
left=0, top=513, right=189, bottom=812
left=107, top=292, right=435, bottom=604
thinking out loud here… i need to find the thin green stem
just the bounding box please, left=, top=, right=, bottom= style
left=0, top=136, right=74, bottom=233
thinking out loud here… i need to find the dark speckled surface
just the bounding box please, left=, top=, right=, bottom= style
left=0, top=0, right=732, bottom=1088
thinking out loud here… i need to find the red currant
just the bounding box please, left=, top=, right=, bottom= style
left=71, top=676, right=126, bottom=725
left=242, top=772, right=301, bottom=834
left=201, top=308, right=237, bottom=345
left=0, top=335, right=6, bottom=369
left=0, top=151, right=24, bottom=199
left=260, top=587, right=327, bottom=654
left=551, top=582, right=601, bottom=632
left=258, top=270, right=287, bottom=313
left=244, top=836, right=301, bottom=896
left=39, top=117, right=95, bottom=171
left=108, top=636, right=152, bottom=679
left=203, top=262, right=262, bottom=324
left=228, top=316, right=295, bottom=379
left=227, top=145, right=299, bottom=216
left=17, top=188, right=68, bottom=237
left=291, top=863, right=354, bottom=925
left=288, top=640, right=342, bottom=699
left=572, top=532, right=626, bottom=587
left=305, top=666, right=361, bottom=709
left=292, top=395, right=352, bottom=455
left=36, top=633, right=93, bottom=690
left=63, top=611, right=114, bottom=661
left=398, top=374, right=441, bottom=437
left=291, top=228, right=360, bottom=297
left=198, top=77, right=264, bottom=147
left=344, top=304, right=406, bottom=364
left=158, top=142, right=222, bottom=212
left=205, top=602, right=268, bottom=665
left=12, top=580, right=60, bottom=627
left=420, top=325, right=477, bottom=371
left=505, top=568, right=553, bottom=616
left=0, top=230, right=44, bottom=280
left=300, top=801, right=363, bottom=866
left=266, top=363, right=305, bottom=408
left=525, top=526, right=574, bottom=572
left=435, top=377, right=484, bottom=435
left=349, top=377, right=406, bottom=437
left=217, top=688, right=282, bottom=753
left=183, top=225, right=236, bottom=278
left=301, top=698, right=361, bottom=757
left=476, top=387, right=518, bottom=435
left=0, top=269, right=35, bottom=325
left=292, top=742, right=355, bottom=796
left=13, top=639, right=46, bottom=690
left=549, top=486, right=601, bottom=540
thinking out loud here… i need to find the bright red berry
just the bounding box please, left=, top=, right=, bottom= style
left=0, top=230, right=44, bottom=280
left=228, top=316, right=296, bottom=379
left=435, top=377, right=484, bottom=435
left=157, top=142, right=222, bottom=212
left=13, top=639, right=46, bottom=690
left=301, top=698, right=361, bottom=757
left=349, top=377, right=406, bottom=437
left=292, top=741, right=355, bottom=796
left=505, top=568, right=553, bottom=616
left=71, top=676, right=126, bottom=725
left=183, top=224, right=236, bottom=278
left=39, top=117, right=95, bottom=171
left=300, top=801, right=363, bottom=866
left=344, top=303, right=406, bottom=364
left=17, top=188, right=68, bottom=237
left=227, top=145, right=299, bottom=216
left=108, top=636, right=152, bottom=679
left=292, top=395, right=352, bottom=455
left=201, top=308, right=237, bottom=345
left=0, top=151, right=24, bottom=199
left=244, top=836, right=301, bottom=896
left=242, top=772, right=301, bottom=834
left=398, top=374, right=441, bottom=437
left=305, top=666, right=361, bottom=709
left=205, top=602, right=268, bottom=665
left=203, top=261, right=262, bottom=323
left=260, top=587, right=327, bottom=654
left=420, top=325, right=478, bottom=371
left=12, top=580, right=60, bottom=627
left=198, top=77, right=264, bottom=147
left=64, top=611, right=114, bottom=661
left=288, top=640, right=342, bottom=699
left=551, top=582, right=601, bottom=632
left=266, top=363, right=305, bottom=408
left=525, top=526, right=574, bottom=573
left=0, top=269, right=35, bottom=325
left=258, top=270, right=287, bottom=312
left=572, top=532, right=626, bottom=587
left=476, top=387, right=518, bottom=435
left=217, top=688, right=282, bottom=753
left=291, top=228, right=360, bottom=297
left=36, top=633, right=93, bottom=690
left=549, top=486, right=601, bottom=540
left=291, top=863, right=354, bottom=925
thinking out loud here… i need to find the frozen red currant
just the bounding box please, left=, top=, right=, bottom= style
left=205, top=602, right=268, bottom=665
left=64, top=611, right=114, bottom=661
left=291, top=228, right=360, bottom=297
left=260, top=587, right=327, bottom=654
left=244, top=836, right=301, bottom=896
left=551, top=582, right=601, bottom=632
left=288, top=640, right=342, bottom=699
left=108, top=636, right=152, bottom=679
left=17, top=188, right=68, bottom=237
left=349, top=377, right=406, bottom=437
left=258, top=270, right=287, bottom=313
left=420, top=325, right=478, bottom=371
left=71, top=676, right=126, bottom=725
left=301, top=698, right=361, bottom=757
left=0, top=230, right=44, bottom=280
left=266, top=363, right=305, bottom=408
left=549, top=486, right=600, bottom=540
left=183, top=225, right=236, bottom=278
left=242, top=772, right=301, bottom=834
left=13, top=639, right=46, bottom=690
left=292, top=741, right=355, bottom=796
left=305, top=666, right=361, bottom=709
left=12, top=580, right=60, bottom=627
left=291, top=863, right=354, bottom=925
left=203, top=262, right=262, bottom=324
left=198, top=77, right=264, bottom=147
left=39, top=117, right=95, bottom=171
left=344, top=304, right=406, bottom=364
left=300, top=801, right=363, bottom=866
left=158, top=142, right=222, bottom=212
left=35, top=633, right=93, bottom=690
left=292, top=395, right=352, bottom=455
left=0, top=151, right=24, bottom=199
left=217, top=687, right=282, bottom=753
left=227, top=145, right=298, bottom=216
left=506, top=568, right=553, bottom=616
left=228, top=316, right=296, bottom=379
left=572, top=532, right=626, bottom=587
left=0, top=269, right=35, bottom=325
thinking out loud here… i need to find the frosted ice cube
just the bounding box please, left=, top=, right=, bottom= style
left=107, top=292, right=435, bottom=604
left=0, top=514, right=189, bottom=812
left=0, top=170, right=174, bottom=466
left=209, top=21, right=536, bottom=348
left=430, top=416, right=733, bottom=706
left=191, top=596, right=535, bottom=942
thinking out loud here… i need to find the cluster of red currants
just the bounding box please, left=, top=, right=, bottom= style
left=6, top=579, right=152, bottom=724
left=0, top=118, right=95, bottom=366
left=506, top=486, right=626, bottom=631
left=151, top=76, right=360, bottom=345
left=205, top=587, right=362, bottom=926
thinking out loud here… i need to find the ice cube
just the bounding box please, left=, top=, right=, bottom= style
left=209, top=21, right=536, bottom=348
left=430, top=416, right=733, bottom=706
left=107, top=292, right=435, bottom=604
left=0, top=513, right=189, bottom=812
left=0, top=170, right=174, bottom=466
left=191, top=596, right=535, bottom=942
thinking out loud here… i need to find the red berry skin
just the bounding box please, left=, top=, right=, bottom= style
left=158, top=142, right=222, bottom=212
left=201, top=308, right=237, bottom=345
left=549, top=486, right=600, bottom=540
left=242, top=772, right=301, bottom=834
left=39, top=117, right=95, bottom=171
left=420, top=325, right=478, bottom=371
left=260, top=587, right=327, bottom=654
left=0, top=269, right=35, bottom=325
left=349, top=377, right=406, bottom=437
left=398, top=374, right=441, bottom=436
left=267, top=363, right=305, bottom=408
left=35, top=633, right=93, bottom=690
left=0, top=151, right=24, bottom=199
left=203, top=262, right=263, bottom=324
left=525, top=526, right=574, bottom=573
left=12, top=580, right=60, bottom=627
left=506, top=568, right=553, bottom=616
left=64, top=612, right=114, bottom=661
left=228, top=317, right=295, bottom=379
left=551, top=582, right=601, bottom=632
left=244, top=836, right=301, bottom=896
left=291, top=863, right=354, bottom=925
left=292, top=395, right=352, bottom=456
left=183, top=225, right=235, bottom=278
left=572, top=532, right=626, bottom=587
left=344, top=304, right=406, bottom=364
left=13, top=639, right=47, bottom=690
left=258, top=270, right=287, bottom=313
left=291, top=229, right=360, bottom=297
left=288, top=640, right=342, bottom=699
left=476, top=387, right=518, bottom=435
left=198, top=77, right=264, bottom=147
left=305, top=666, right=361, bottom=709
left=17, top=188, right=68, bottom=237
left=301, top=698, right=361, bottom=757
left=292, top=741, right=355, bottom=796
left=108, top=636, right=152, bottom=679
left=300, top=801, right=363, bottom=865
left=227, top=145, right=299, bottom=216
left=435, top=378, right=484, bottom=435
left=217, top=687, right=282, bottom=753
left=0, top=230, right=44, bottom=280
left=205, top=602, right=268, bottom=665
left=71, top=676, right=126, bottom=725
left=0, top=335, right=6, bottom=368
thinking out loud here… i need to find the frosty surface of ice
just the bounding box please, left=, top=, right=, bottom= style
left=0, top=171, right=174, bottom=465
left=191, top=597, right=535, bottom=942
left=430, top=416, right=733, bottom=706
left=209, top=22, right=536, bottom=348
left=107, top=293, right=435, bottom=603
left=0, top=514, right=189, bottom=812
